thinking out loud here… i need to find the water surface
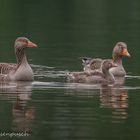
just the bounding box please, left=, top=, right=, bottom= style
left=0, top=0, right=140, bottom=140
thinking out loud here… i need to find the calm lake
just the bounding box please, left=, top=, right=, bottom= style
left=0, top=0, right=140, bottom=140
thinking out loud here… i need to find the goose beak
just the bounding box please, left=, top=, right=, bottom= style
left=27, top=41, right=37, bottom=48
left=122, top=48, right=131, bottom=57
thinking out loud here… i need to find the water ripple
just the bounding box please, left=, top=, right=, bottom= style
left=126, top=75, right=140, bottom=79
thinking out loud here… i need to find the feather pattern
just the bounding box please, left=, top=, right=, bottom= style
left=80, top=42, right=130, bottom=77
left=0, top=37, right=37, bottom=81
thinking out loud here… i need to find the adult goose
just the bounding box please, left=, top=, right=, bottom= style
left=67, top=60, right=117, bottom=84
left=81, top=42, right=130, bottom=77
left=0, top=37, right=37, bottom=81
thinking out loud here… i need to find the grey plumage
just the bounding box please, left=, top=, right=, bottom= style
left=0, top=37, right=37, bottom=81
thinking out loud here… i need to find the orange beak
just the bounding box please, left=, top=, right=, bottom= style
left=27, top=41, right=37, bottom=48
left=122, top=48, right=131, bottom=57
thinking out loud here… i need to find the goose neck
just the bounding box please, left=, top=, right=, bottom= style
left=113, top=55, right=122, bottom=65
left=15, top=48, right=28, bottom=66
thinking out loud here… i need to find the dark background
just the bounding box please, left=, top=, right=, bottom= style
left=0, top=1, right=140, bottom=140
left=0, top=0, right=138, bottom=73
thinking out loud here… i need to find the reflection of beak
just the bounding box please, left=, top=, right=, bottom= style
left=27, top=41, right=37, bottom=48
left=122, top=48, right=131, bottom=57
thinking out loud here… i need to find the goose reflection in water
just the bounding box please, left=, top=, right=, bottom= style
left=100, top=85, right=128, bottom=109
left=66, top=83, right=128, bottom=109
left=100, top=85, right=128, bottom=121
left=0, top=81, right=35, bottom=134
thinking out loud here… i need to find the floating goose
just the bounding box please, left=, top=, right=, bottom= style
left=81, top=42, right=130, bottom=77
left=0, top=37, right=37, bottom=81
left=67, top=60, right=117, bottom=84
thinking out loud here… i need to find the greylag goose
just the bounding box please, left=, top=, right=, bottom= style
left=81, top=42, right=130, bottom=77
left=67, top=60, right=117, bottom=84
left=0, top=37, right=37, bottom=81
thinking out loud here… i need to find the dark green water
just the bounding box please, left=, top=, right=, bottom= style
left=0, top=0, right=140, bottom=140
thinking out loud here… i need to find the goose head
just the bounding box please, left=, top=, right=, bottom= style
left=112, top=42, right=130, bottom=61
left=14, top=37, right=37, bottom=64
left=15, top=37, right=37, bottom=50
